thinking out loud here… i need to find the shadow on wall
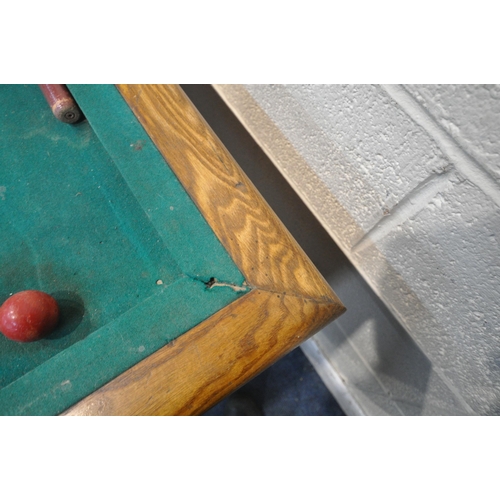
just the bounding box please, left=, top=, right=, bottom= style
left=181, top=84, right=440, bottom=416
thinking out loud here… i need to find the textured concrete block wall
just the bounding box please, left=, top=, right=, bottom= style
left=214, top=84, right=500, bottom=415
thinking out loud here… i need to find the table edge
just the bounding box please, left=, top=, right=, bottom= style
left=62, top=84, right=345, bottom=416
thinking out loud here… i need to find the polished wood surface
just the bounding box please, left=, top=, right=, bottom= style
left=63, top=290, right=339, bottom=416
left=63, top=85, right=345, bottom=416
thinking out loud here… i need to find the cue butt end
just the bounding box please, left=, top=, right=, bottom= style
left=39, top=84, right=82, bottom=124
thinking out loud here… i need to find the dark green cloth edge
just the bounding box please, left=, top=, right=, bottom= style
left=0, top=85, right=248, bottom=415
left=68, top=84, right=245, bottom=285
left=0, top=277, right=238, bottom=415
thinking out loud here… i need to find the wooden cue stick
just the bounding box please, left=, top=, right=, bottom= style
left=39, top=84, right=82, bottom=124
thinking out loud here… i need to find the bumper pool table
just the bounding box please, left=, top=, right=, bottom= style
left=0, top=84, right=345, bottom=415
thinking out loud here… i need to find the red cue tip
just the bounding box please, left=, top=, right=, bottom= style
left=39, top=84, right=82, bottom=124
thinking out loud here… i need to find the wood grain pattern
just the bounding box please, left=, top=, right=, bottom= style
left=63, top=289, right=339, bottom=416
left=116, top=85, right=337, bottom=302
left=62, top=85, right=345, bottom=416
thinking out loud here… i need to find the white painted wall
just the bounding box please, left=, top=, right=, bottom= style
left=214, top=84, right=500, bottom=415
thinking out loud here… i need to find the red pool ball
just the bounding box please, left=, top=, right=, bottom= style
left=0, top=290, right=60, bottom=342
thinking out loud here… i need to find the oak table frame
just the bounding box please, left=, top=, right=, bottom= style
left=63, top=85, right=345, bottom=416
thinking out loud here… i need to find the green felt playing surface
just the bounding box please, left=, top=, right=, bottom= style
left=0, top=85, right=247, bottom=415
